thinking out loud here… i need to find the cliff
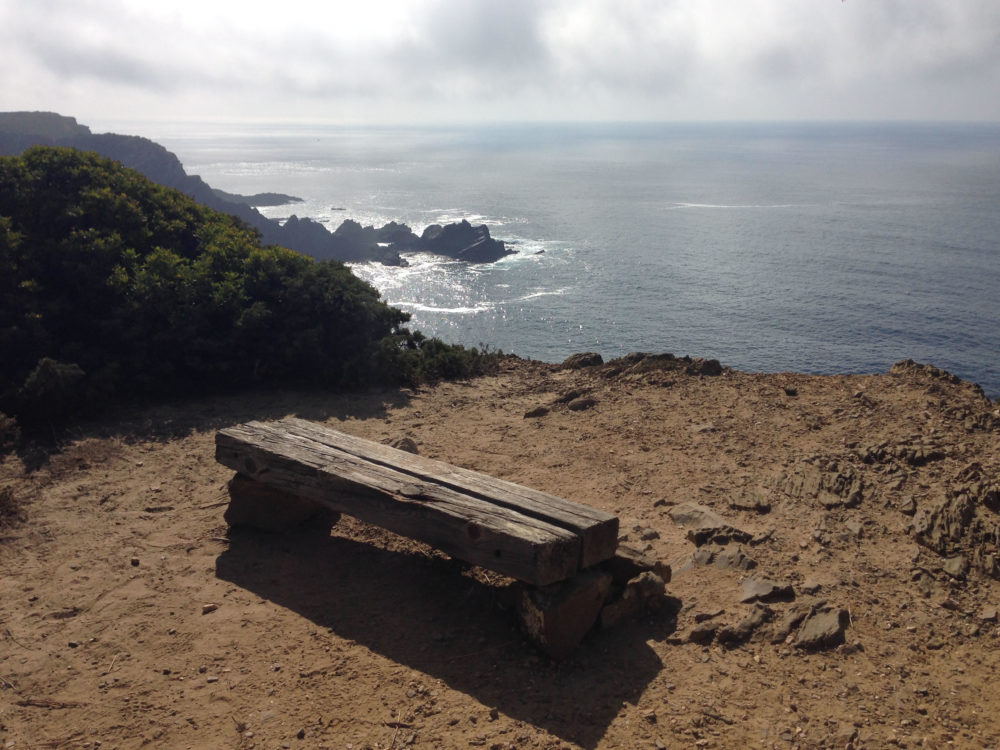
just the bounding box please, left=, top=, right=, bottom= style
left=0, top=112, right=511, bottom=266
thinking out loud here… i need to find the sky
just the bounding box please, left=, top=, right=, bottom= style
left=2, top=0, right=999, bottom=127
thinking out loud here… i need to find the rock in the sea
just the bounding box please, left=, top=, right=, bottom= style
left=420, top=220, right=513, bottom=263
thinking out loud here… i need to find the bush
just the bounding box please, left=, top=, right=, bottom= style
left=0, top=412, right=18, bottom=455
left=0, top=146, right=494, bottom=428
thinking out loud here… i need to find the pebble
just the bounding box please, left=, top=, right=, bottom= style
left=130, top=557, right=140, bottom=567
left=201, top=603, right=218, bottom=615
left=206, top=676, right=219, bottom=683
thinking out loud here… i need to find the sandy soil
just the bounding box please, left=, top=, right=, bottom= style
left=2, top=355, right=999, bottom=750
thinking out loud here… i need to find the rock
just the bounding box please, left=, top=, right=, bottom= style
left=561, top=352, right=604, bottom=369
left=516, top=569, right=612, bottom=660
left=800, top=579, right=822, bottom=595
left=794, top=606, right=850, bottom=650
left=130, top=557, right=140, bottom=567
left=694, top=609, right=725, bottom=622
left=727, top=492, right=771, bottom=514
left=774, top=460, right=863, bottom=509
left=686, top=358, right=723, bottom=376
left=845, top=519, right=864, bottom=539
left=740, top=578, right=794, bottom=604
left=638, top=527, right=660, bottom=541
left=224, top=474, right=339, bottom=533
left=523, top=406, right=550, bottom=419
left=202, top=603, right=218, bottom=615
left=667, top=502, right=751, bottom=547
left=567, top=397, right=598, bottom=412
left=602, top=544, right=671, bottom=585
left=554, top=389, right=588, bottom=404
left=690, top=544, right=756, bottom=571
left=687, top=622, right=719, bottom=644
left=942, top=555, right=968, bottom=578
left=770, top=604, right=814, bottom=644
left=420, top=220, right=513, bottom=263
left=979, top=607, right=998, bottom=622
left=599, top=571, right=666, bottom=629
left=899, top=496, right=917, bottom=516
left=716, top=604, right=773, bottom=646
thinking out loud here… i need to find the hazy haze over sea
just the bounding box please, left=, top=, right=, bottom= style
left=146, top=121, right=1000, bottom=398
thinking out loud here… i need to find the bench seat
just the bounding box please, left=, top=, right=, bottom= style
left=215, top=417, right=619, bottom=586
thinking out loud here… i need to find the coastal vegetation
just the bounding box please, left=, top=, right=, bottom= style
left=0, top=146, right=500, bottom=436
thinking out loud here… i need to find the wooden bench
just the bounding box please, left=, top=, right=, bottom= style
left=215, top=417, right=668, bottom=658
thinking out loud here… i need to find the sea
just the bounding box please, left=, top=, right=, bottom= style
left=136, top=121, right=999, bottom=398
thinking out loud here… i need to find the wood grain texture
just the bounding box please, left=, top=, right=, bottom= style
left=216, top=418, right=618, bottom=585
left=276, top=417, right=617, bottom=567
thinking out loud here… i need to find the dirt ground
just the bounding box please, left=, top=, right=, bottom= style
left=2, top=355, right=999, bottom=750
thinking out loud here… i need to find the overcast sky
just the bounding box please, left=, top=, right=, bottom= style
left=2, top=0, right=999, bottom=127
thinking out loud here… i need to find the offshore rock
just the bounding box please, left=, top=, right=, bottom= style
left=420, top=220, right=513, bottom=262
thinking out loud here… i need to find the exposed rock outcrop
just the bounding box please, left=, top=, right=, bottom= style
left=420, top=220, right=513, bottom=263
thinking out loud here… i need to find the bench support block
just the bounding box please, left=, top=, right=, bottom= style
left=516, top=569, right=612, bottom=660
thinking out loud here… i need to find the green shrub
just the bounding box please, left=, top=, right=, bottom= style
left=0, top=146, right=494, bottom=428
left=0, top=412, right=19, bottom=455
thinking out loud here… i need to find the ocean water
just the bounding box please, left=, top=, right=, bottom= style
left=146, top=121, right=1000, bottom=398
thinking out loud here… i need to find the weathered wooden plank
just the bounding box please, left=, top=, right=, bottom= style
left=264, top=417, right=619, bottom=567
left=216, top=421, right=583, bottom=585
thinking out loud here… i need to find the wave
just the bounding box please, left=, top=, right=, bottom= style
left=392, top=301, right=493, bottom=315
left=516, top=288, right=569, bottom=301
left=663, top=202, right=808, bottom=210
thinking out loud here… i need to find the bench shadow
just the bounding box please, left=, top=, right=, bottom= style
left=216, top=524, right=677, bottom=749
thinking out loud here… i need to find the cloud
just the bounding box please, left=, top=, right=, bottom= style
left=1, top=0, right=999, bottom=122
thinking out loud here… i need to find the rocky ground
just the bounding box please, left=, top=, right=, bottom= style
left=1, top=354, right=999, bottom=749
